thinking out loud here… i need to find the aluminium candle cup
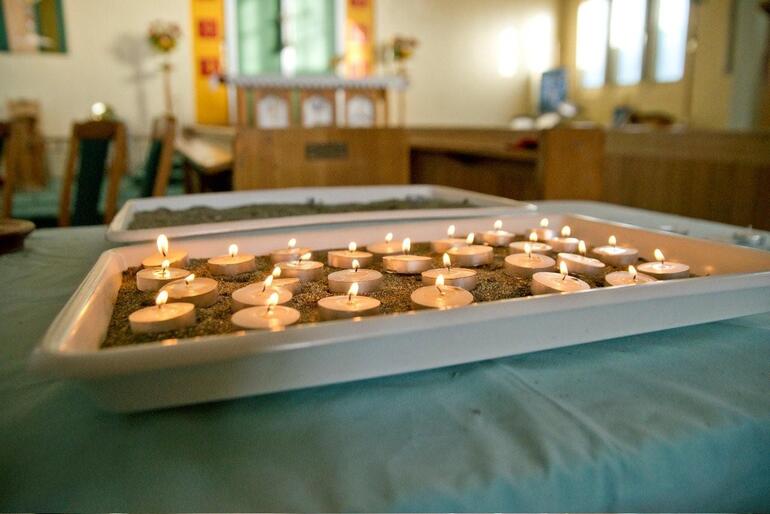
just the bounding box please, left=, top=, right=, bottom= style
left=207, top=254, right=257, bottom=276
left=531, top=272, right=591, bottom=295
left=508, top=241, right=552, bottom=255
left=231, top=305, right=300, bottom=330
left=366, top=241, right=401, bottom=257
left=327, top=249, right=374, bottom=269
left=421, top=267, right=478, bottom=290
left=270, top=246, right=312, bottom=263
left=231, top=283, right=293, bottom=312
left=160, top=277, right=219, bottom=307
left=382, top=254, right=434, bottom=274
left=129, top=302, right=196, bottom=334
left=636, top=261, right=690, bottom=280
left=549, top=237, right=579, bottom=254
left=136, top=267, right=190, bottom=292
left=277, top=260, right=325, bottom=281
left=481, top=230, right=515, bottom=247
left=592, top=245, right=639, bottom=267
left=504, top=253, right=557, bottom=278
left=252, top=277, right=302, bottom=294
left=446, top=245, right=494, bottom=267
left=141, top=250, right=188, bottom=269
left=410, top=285, right=474, bottom=310
left=430, top=238, right=468, bottom=254
left=318, top=295, right=381, bottom=320
left=604, top=270, right=657, bottom=287
left=327, top=269, right=383, bottom=294
left=556, top=252, right=606, bottom=277
left=530, top=227, right=556, bottom=241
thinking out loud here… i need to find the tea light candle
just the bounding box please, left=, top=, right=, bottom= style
left=160, top=274, right=219, bottom=307
left=328, top=259, right=383, bottom=294
left=136, top=259, right=190, bottom=292
left=255, top=265, right=302, bottom=294
left=446, top=233, right=494, bottom=267
left=231, top=275, right=294, bottom=312
left=531, top=261, right=591, bottom=295
left=509, top=231, right=552, bottom=255
left=142, top=234, right=188, bottom=268
left=208, top=244, right=256, bottom=276
left=318, top=283, right=381, bottom=320
left=411, top=274, right=474, bottom=310
left=129, top=290, right=195, bottom=334
left=382, top=238, right=433, bottom=274
left=271, top=238, right=312, bottom=263
left=431, top=224, right=468, bottom=253
left=231, top=292, right=300, bottom=330
left=367, top=232, right=401, bottom=256
left=327, top=241, right=373, bottom=269
left=277, top=252, right=325, bottom=281
left=504, top=244, right=557, bottom=278
left=422, top=253, right=478, bottom=290
left=637, top=249, right=690, bottom=280
left=557, top=241, right=606, bottom=277
left=549, top=225, right=580, bottom=254
left=605, top=265, right=657, bottom=286
left=530, top=217, right=556, bottom=241
left=481, top=219, right=515, bottom=247
left=592, top=235, right=639, bottom=267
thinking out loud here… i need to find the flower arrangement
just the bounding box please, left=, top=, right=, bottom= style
left=148, top=20, right=181, bottom=54
left=392, top=35, right=419, bottom=62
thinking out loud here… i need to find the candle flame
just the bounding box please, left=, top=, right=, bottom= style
left=561, top=225, right=571, bottom=237
left=156, top=290, right=168, bottom=307
left=228, top=244, right=238, bottom=258
left=385, top=232, right=393, bottom=243
left=494, top=219, right=503, bottom=231
left=628, top=265, right=638, bottom=281
left=560, top=260, right=569, bottom=278
left=288, top=238, right=296, bottom=249
left=348, top=241, right=357, bottom=252
left=609, top=235, right=617, bottom=246
left=465, top=233, right=475, bottom=245
left=263, top=274, right=274, bottom=290
left=266, top=291, right=279, bottom=314
left=540, top=217, right=549, bottom=228
left=578, top=240, right=586, bottom=256
left=272, top=266, right=281, bottom=278
left=185, top=274, right=195, bottom=286
left=436, top=273, right=445, bottom=295
left=529, top=231, right=538, bottom=242
left=161, top=259, right=170, bottom=271
left=402, top=238, right=411, bottom=254
left=352, top=259, right=360, bottom=271
left=654, top=248, right=665, bottom=263
left=300, top=252, right=312, bottom=261
left=447, top=224, right=456, bottom=237
left=442, top=252, right=451, bottom=268
left=347, top=282, right=359, bottom=302
left=157, top=234, right=169, bottom=257
left=524, top=242, right=532, bottom=258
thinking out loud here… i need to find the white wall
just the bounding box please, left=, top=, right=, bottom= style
left=0, top=0, right=194, bottom=137
left=376, top=0, right=559, bottom=126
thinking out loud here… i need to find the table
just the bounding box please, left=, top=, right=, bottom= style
left=1, top=201, right=768, bottom=511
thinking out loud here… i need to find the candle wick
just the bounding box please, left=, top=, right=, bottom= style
left=348, top=292, right=354, bottom=303
left=266, top=304, right=275, bottom=316
left=436, top=284, right=445, bottom=296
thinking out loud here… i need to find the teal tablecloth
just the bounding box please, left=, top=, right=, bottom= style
left=1, top=201, right=768, bottom=511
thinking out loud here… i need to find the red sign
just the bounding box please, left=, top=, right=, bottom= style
left=198, top=19, right=218, bottom=38
left=199, top=57, right=219, bottom=75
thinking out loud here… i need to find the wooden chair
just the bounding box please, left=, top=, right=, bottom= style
left=59, top=120, right=127, bottom=226
left=140, top=115, right=176, bottom=197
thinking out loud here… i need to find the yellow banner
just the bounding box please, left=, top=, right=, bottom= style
left=190, top=0, right=228, bottom=124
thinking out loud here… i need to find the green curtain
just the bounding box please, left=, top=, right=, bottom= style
left=236, top=0, right=335, bottom=75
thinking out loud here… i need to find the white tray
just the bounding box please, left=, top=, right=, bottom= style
left=32, top=213, right=770, bottom=412
left=107, top=185, right=535, bottom=243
